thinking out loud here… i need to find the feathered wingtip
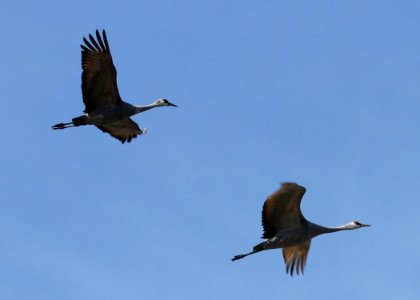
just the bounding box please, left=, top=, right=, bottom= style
left=285, top=256, right=306, bottom=276
left=282, top=241, right=310, bottom=276
left=80, top=29, right=110, bottom=53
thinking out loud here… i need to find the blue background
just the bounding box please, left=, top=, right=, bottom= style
left=1, top=1, right=419, bottom=299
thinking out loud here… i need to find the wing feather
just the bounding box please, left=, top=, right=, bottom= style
left=82, top=37, right=96, bottom=51
left=282, top=241, right=311, bottom=276
left=102, top=30, right=110, bottom=50
left=96, top=30, right=106, bottom=50
left=81, top=29, right=122, bottom=113
left=96, top=118, right=143, bottom=143
left=88, top=33, right=101, bottom=51
left=262, top=182, right=307, bottom=239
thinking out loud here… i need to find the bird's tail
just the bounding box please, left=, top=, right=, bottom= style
left=52, top=115, right=88, bottom=130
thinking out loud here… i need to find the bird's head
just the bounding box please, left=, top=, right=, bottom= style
left=155, top=98, right=178, bottom=107
left=346, top=221, right=371, bottom=229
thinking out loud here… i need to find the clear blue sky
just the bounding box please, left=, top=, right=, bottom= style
left=1, top=1, right=419, bottom=299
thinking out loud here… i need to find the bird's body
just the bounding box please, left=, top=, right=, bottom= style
left=232, top=182, right=370, bottom=276
left=87, top=102, right=137, bottom=124
left=52, top=30, right=177, bottom=143
left=72, top=101, right=157, bottom=126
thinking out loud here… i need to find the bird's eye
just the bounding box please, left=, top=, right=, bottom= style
left=354, top=221, right=361, bottom=226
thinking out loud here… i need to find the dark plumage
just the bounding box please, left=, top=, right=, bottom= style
left=52, top=30, right=177, bottom=143
left=80, top=30, right=122, bottom=114
left=232, top=182, right=370, bottom=276
left=262, top=182, right=307, bottom=239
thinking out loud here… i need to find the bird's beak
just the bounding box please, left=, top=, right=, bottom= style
left=167, top=101, right=178, bottom=107
left=361, top=224, right=371, bottom=227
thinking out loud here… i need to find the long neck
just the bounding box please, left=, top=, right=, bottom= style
left=134, top=103, right=159, bottom=114
left=308, top=222, right=351, bottom=238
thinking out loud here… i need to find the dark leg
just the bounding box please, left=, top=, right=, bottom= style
left=231, top=248, right=263, bottom=261
left=231, top=240, right=268, bottom=261
left=52, top=122, right=74, bottom=130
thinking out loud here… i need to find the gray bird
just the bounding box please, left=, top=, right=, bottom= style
left=52, top=30, right=177, bottom=143
left=232, top=182, right=370, bottom=275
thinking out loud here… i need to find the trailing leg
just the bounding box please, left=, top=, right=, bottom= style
left=51, top=115, right=89, bottom=130
left=52, top=122, right=74, bottom=130
left=231, top=242, right=265, bottom=261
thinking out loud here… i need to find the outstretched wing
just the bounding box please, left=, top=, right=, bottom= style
left=261, top=182, right=307, bottom=239
left=81, top=30, right=122, bottom=113
left=282, top=240, right=311, bottom=276
left=96, top=118, right=143, bottom=143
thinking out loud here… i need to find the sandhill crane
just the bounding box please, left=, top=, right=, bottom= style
left=52, top=30, right=177, bottom=143
left=232, top=182, right=370, bottom=276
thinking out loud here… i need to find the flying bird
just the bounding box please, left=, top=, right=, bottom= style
left=52, top=29, right=177, bottom=143
left=232, top=182, right=370, bottom=276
